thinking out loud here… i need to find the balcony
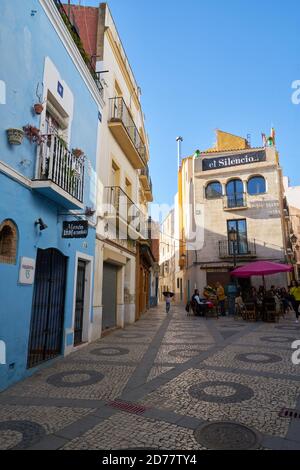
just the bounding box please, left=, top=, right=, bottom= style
left=108, top=97, right=147, bottom=169
left=104, top=186, right=147, bottom=240
left=32, top=134, right=84, bottom=210
left=139, top=165, right=153, bottom=202
left=218, top=239, right=257, bottom=259
left=223, top=192, right=247, bottom=210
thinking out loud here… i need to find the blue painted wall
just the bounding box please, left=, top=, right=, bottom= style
left=0, top=0, right=101, bottom=391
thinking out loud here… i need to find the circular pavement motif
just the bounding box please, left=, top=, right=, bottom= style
left=236, top=352, right=282, bottom=364
left=188, top=380, right=254, bottom=403
left=194, top=421, right=261, bottom=450
left=219, top=324, right=244, bottom=329
left=0, top=420, right=46, bottom=450
left=260, top=335, right=297, bottom=344
left=175, top=333, right=205, bottom=340
left=168, top=348, right=202, bottom=358
left=275, top=326, right=300, bottom=332
left=116, top=332, right=146, bottom=339
left=47, top=370, right=104, bottom=388
left=91, top=347, right=129, bottom=357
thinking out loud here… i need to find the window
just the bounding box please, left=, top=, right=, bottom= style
left=206, top=181, right=222, bottom=199
left=0, top=220, right=18, bottom=264
left=45, top=91, right=69, bottom=142
left=247, top=176, right=266, bottom=195
left=226, top=179, right=245, bottom=208
left=177, top=278, right=180, bottom=289
left=125, top=177, right=132, bottom=198
left=226, top=179, right=243, bottom=196
left=227, top=219, right=248, bottom=255
left=111, top=160, right=120, bottom=187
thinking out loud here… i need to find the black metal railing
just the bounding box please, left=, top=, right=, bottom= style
left=37, top=134, right=84, bottom=202
left=104, top=186, right=147, bottom=233
left=53, top=0, right=103, bottom=98
left=218, top=239, right=257, bottom=258
left=224, top=192, right=247, bottom=209
left=109, top=97, right=147, bottom=165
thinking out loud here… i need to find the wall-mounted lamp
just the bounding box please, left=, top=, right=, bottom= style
left=35, top=218, right=48, bottom=231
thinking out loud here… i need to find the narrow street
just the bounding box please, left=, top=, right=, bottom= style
left=0, top=304, right=300, bottom=450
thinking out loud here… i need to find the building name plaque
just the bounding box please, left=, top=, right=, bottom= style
left=62, top=220, right=88, bottom=239
left=202, top=150, right=266, bottom=171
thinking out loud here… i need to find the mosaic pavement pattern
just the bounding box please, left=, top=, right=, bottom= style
left=0, top=304, right=300, bottom=450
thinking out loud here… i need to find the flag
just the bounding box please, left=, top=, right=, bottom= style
left=261, top=133, right=266, bottom=147
left=270, top=127, right=276, bottom=143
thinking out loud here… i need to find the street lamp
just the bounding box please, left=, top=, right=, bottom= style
left=229, top=227, right=238, bottom=268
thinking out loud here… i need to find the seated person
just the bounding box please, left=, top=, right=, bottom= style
left=191, top=289, right=208, bottom=316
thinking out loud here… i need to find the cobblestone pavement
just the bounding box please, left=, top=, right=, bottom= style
left=1, top=304, right=300, bottom=450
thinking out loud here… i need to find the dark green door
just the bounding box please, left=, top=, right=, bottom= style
left=102, top=263, right=117, bottom=330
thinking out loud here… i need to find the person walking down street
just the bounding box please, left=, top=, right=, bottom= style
left=216, top=282, right=226, bottom=316
left=165, top=294, right=171, bottom=314
left=290, top=281, right=300, bottom=323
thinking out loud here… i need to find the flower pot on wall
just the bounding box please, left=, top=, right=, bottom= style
left=33, top=103, right=44, bottom=115
left=72, top=148, right=84, bottom=158
left=7, top=128, right=24, bottom=145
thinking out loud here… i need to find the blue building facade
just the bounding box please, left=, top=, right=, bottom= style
left=0, top=0, right=103, bottom=391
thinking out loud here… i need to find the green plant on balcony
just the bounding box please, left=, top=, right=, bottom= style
left=58, top=6, right=92, bottom=69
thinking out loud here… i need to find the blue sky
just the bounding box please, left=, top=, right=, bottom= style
left=81, top=0, right=300, bottom=205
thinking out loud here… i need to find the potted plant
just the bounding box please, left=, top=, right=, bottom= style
left=33, top=82, right=46, bottom=115
left=6, top=128, right=24, bottom=145
left=23, top=124, right=46, bottom=145
left=85, top=207, right=95, bottom=217
left=72, top=148, right=84, bottom=158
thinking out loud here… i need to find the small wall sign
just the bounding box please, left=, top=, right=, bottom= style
left=57, top=81, right=64, bottom=98
left=19, top=257, right=36, bottom=285
left=62, top=220, right=88, bottom=239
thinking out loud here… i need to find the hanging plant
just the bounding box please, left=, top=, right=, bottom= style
left=33, top=82, right=46, bottom=115
left=72, top=148, right=84, bottom=158
left=33, top=103, right=44, bottom=115
left=23, top=124, right=46, bottom=145
left=85, top=207, right=96, bottom=217
left=7, top=128, right=25, bottom=145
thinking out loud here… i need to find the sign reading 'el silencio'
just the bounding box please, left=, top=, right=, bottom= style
left=202, top=150, right=266, bottom=171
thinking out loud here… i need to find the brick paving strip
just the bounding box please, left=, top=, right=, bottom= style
left=0, top=305, right=300, bottom=450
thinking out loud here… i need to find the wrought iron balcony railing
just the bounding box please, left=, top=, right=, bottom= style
left=223, top=192, right=247, bottom=209
left=218, top=239, right=257, bottom=258
left=104, top=186, right=147, bottom=234
left=109, top=97, right=147, bottom=166
left=36, top=134, right=84, bottom=202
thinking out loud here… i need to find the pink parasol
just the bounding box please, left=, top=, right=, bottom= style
left=231, top=261, right=293, bottom=278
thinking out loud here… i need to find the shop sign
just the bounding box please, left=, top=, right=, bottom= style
left=62, top=220, right=88, bottom=239
left=202, top=150, right=266, bottom=171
